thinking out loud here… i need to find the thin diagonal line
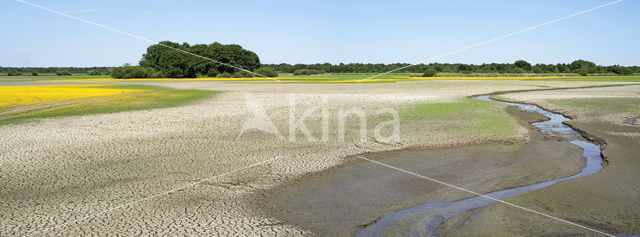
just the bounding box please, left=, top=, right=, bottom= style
left=355, top=155, right=614, bottom=237
left=360, top=0, right=624, bottom=81
left=15, top=0, right=279, bottom=81
left=22, top=157, right=282, bottom=236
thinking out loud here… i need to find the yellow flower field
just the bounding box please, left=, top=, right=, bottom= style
left=399, top=75, right=640, bottom=80
left=0, top=85, right=148, bottom=108
left=242, top=78, right=401, bottom=83
left=40, top=77, right=337, bottom=82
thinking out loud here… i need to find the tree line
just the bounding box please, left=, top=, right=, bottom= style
left=0, top=67, right=109, bottom=76
left=264, top=60, right=638, bottom=76
left=3, top=41, right=639, bottom=78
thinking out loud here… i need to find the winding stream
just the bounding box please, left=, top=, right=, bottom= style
left=356, top=95, right=605, bottom=237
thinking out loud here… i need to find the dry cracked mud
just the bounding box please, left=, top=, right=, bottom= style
left=1, top=80, right=635, bottom=236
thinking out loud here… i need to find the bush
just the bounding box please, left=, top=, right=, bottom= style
left=232, top=70, right=254, bottom=78
left=110, top=64, right=160, bottom=79
left=422, top=68, right=437, bottom=77
left=293, top=69, right=321, bottom=75
left=293, top=69, right=309, bottom=75
left=254, top=67, right=278, bottom=77
left=7, top=71, right=22, bottom=76
left=218, top=72, right=233, bottom=78
left=609, top=66, right=633, bottom=75
left=31, top=72, right=38, bottom=76
left=55, top=71, right=72, bottom=76
left=575, top=68, right=589, bottom=76
left=206, top=68, right=220, bottom=77
left=88, top=70, right=102, bottom=75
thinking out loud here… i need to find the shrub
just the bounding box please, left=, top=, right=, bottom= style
left=293, top=69, right=309, bottom=75
left=7, top=71, right=22, bottom=76
left=575, top=68, right=589, bottom=76
left=232, top=70, right=254, bottom=78
left=293, top=69, right=320, bottom=75
left=422, top=68, right=437, bottom=77
left=254, top=67, right=278, bottom=77
left=218, top=72, right=233, bottom=78
left=110, top=64, right=159, bottom=79
left=55, top=71, right=72, bottom=76
left=164, top=68, right=184, bottom=78
left=206, top=68, right=220, bottom=77
left=88, top=70, right=102, bottom=75
left=609, top=66, right=633, bottom=75
left=31, top=72, right=38, bottom=76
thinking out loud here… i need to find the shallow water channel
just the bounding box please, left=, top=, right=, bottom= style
left=356, top=95, right=605, bottom=237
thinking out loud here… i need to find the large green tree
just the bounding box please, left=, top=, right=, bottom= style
left=514, top=60, right=532, bottom=71
left=139, top=41, right=260, bottom=78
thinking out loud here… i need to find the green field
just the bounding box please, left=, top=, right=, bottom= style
left=403, top=98, right=519, bottom=137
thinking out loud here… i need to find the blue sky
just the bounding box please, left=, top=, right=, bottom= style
left=1, top=0, right=638, bottom=67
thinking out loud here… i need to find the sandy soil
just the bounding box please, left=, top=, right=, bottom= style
left=438, top=84, right=640, bottom=236
left=0, top=80, right=633, bottom=236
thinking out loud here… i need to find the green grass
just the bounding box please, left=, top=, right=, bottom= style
left=547, top=97, right=640, bottom=114
left=405, top=99, right=481, bottom=117
left=402, top=98, right=518, bottom=136
left=277, top=72, right=412, bottom=78
left=533, top=76, right=640, bottom=82
left=473, top=112, right=518, bottom=136
left=0, top=85, right=219, bottom=125
left=434, top=72, right=588, bottom=77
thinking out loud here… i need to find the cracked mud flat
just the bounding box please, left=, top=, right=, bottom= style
left=0, top=80, right=634, bottom=236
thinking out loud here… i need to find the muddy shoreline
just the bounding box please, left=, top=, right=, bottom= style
left=356, top=95, right=609, bottom=236
left=492, top=94, right=610, bottom=164
left=256, top=103, right=586, bottom=236
left=437, top=87, right=640, bottom=236
left=256, top=86, right=627, bottom=236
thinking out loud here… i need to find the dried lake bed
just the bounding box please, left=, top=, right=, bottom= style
left=1, top=79, right=638, bottom=236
